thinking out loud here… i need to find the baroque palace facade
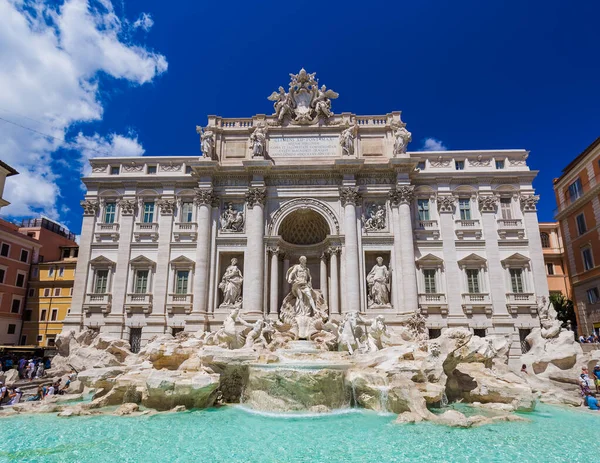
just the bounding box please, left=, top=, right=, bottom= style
left=64, top=70, right=548, bottom=356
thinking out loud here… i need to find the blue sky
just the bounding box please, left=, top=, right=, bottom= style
left=1, top=0, right=599, bottom=233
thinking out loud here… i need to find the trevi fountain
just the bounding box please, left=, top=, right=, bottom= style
left=1, top=71, right=599, bottom=462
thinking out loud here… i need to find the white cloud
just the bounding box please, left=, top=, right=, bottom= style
left=421, top=138, right=448, bottom=151
left=133, top=13, right=154, bottom=32
left=0, top=0, right=167, bottom=219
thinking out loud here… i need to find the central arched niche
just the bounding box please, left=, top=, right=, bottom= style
left=279, top=209, right=330, bottom=245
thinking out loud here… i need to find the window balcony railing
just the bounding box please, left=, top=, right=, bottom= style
left=94, top=223, right=120, bottom=242
left=506, top=292, right=536, bottom=314
left=417, top=293, right=448, bottom=315
left=167, top=293, right=193, bottom=314
left=455, top=219, right=482, bottom=239
left=173, top=222, right=198, bottom=242
left=134, top=223, right=159, bottom=242
left=414, top=220, right=440, bottom=240
left=497, top=219, right=525, bottom=240
left=461, top=292, right=492, bottom=315
left=83, top=293, right=112, bottom=313
left=125, top=293, right=153, bottom=313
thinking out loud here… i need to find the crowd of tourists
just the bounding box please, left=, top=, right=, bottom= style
left=580, top=364, right=600, bottom=411
left=0, top=371, right=77, bottom=406
left=578, top=334, right=600, bottom=343
left=0, top=356, right=51, bottom=380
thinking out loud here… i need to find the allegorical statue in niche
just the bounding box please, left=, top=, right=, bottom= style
left=268, top=86, right=294, bottom=124
left=249, top=124, right=268, bottom=158
left=339, top=122, right=358, bottom=156
left=366, top=257, right=390, bottom=308
left=200, top=129, right=215, bottom=159
left=218, top=258, right=243, bottom=308
left=220, top=203, right=244, bottom=232
left=363, top=204, right=386, bottom=231
left=393, top=124, right=412, bottom=156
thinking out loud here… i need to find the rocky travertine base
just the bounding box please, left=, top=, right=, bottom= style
left=3, top=326, right=593, bottom=426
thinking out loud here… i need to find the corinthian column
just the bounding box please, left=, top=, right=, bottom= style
left=340, top=187, right=361, bottom=313
left=320, top=252, right=328, bottom=305
left=192, top=189, right=214, bottom=314
left=328, top=246, right=340, bottom=315
left=243, top=187, right=267, bottom=315
left=268, top=247, right=279, bottom=316
left=390, top=186, right=418, bottom=311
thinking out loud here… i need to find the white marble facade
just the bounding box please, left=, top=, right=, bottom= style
left=64, top=70, right=549, bottom=357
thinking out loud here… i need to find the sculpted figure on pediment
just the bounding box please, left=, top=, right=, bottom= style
left=268, top=87, right=294, bottom=124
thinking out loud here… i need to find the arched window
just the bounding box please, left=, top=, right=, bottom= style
left=540, top=232, right=550, bottom=248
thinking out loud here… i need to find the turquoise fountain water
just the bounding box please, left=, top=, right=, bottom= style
left=0, top=405, right=598, bottom=462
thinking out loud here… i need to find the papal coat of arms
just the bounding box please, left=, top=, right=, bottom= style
left=267, top=69, right=339, bottom=125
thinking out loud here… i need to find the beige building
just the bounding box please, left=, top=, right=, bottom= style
left=539, top=222, right=570, bottom=298
left=0, top=160, right=18, bottom=211
left=64, top=70, right=549, bottom=359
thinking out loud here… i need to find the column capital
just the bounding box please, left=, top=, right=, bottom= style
left=326, top=246, right=341, bottom=256
left=389, top=185, right=414, bottom=206
left=117, top=198, right=137, bottom=215
left=80, top=199, right=99, bottom=216
left=436, top=194, right=456, bottom=213
left=245, top=187, right=267, bottom=208
left=157, top=198, right=176, bottom=215
left=194, top=188, right=215, bottom=206
left=478, top=194, right=499, bottom=213
left=267, top=246, right=281, bottom=255
left=519, top=194, right=539, bottom=212
left=339, top=186, right=361, bottom=206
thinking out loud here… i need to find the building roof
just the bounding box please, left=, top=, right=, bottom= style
left=0, top=218, right=41, bottom=246
left=0, top=160, right=18, bottom=176
left=557, top=136, right=600, bottom=182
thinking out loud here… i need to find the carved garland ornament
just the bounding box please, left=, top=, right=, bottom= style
left=469, top=156, right=491, bottom=167
left=118, top=199, right=137, bottom=215
left=478, top=194, right=499, bottom=213
left=436, top=195, right=456, bottom=213
left=194, top=188, right=214, bottom=206
left=429, top=156, right=452, bottom=168
left=340, top=187, right=361, bottom=206
left=80, top=200, right=99, bottom=216
left=245, top=187, right=267, bottom=208
left=519, top=194, right=539, bottom=212
left=389, top=185, right=415, bottom=206
left=157, top=198, right=176, bottom=215
left=159, top=163, right=182, bottom=173
left=122, top=163, right=143, bottom=173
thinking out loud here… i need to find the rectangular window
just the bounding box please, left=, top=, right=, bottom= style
left=0, top=243, right=9, bottom=257
left=129, top=328, right=142, bottom=353
left=95, top=269, right=109, bottom=293
left=40, top=309, right=47, bottom=321
left=587, top=287, right=600, bottom=304
left=568, top=178, right=583, bottom=202
left=466, top=269, right=480, bottom=293
left=135, top=270, right=149, bottom=294
left=37, top=335, right=43, bottom=342
left=147, top=165, right=157, bottom=175
left=15, top=273, right=25, bottom=287
left=54, top=288, right=60, bottom=296
left=143, top=202, right=155, bottom=223
left=110, top=166, right=120, bottom=175
left=175, top=270, right=190, bottom=294
left=576, top=213, right=587, bottom=235
left=58, top=267, right=64, bottom=277
left=185, top=166, right=192, bottom=174
left=546, top=263, right=554, bottom=275
left=24, top=310, right=32, bottom=322
left=181, top=202, right=194, bottom=223
left=62, top=248, right=70, bottom=259
left=423, top=269, right=437, bottom=294
left=104, top=202, right=116, bottom=224
left=73, top=248, right=79, bottom=258
left=510, top=269, right=525, bottom=293
left=51, top=309, right=58, bottom=321
left=500, top=198, right=512, bottom=219
left=582, top=247, right=594, bottom=271
left=70, top=287, right=73, bottom=296
left=473, top=328, right=486, bottom=338
left=43, top=288, right=50, bottom=297
left=28, top=288, right=34, bottom=297
left=20, top=249, right=29, bottom=263
left=417, top=161, right=426, bottom=170
left=20, top=335, right=27, bottom=345
left=495, top=160, right=505, bottom=169
left=172, top=327, right=185, bottom=336
left=11, top=298, right=21, bottom=313
left=459, top=198, right=471, bottom=220
left=48, top=267, right=54, bottom=277
left=0, top=268, right=5, bottom=283
left=417, top=199, right=430, bottom=221
left=32, top=267, right=38, bottom=278
left=455, top=160, right=464, bottom=170
left=7, top=324, right=16, bottom=335
left=47, top=336, right=56, bottom=347
left=428, top=329, right=441, bottom=339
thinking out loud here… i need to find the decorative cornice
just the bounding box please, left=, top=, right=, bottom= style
left=478, top=194, right=499, bottom=213
left=194, top=188, right=214, bottom=206
left=389, top=185, right=415, bottom=206
left=157, top=198, right=176, bottom=215
left=436, top=194, right=456, bottom=213
left=245, top=187, right=267, bottom=208
left=117, top=199, right=136, bottom=215
left=80, top=200, right=99, bottom=216
left=519, top=194, right=539, bottom=212
left=339, top=186, right=361, bottom=206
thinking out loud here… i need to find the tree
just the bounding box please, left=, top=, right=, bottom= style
left=549, top=294, right=577, bottom=330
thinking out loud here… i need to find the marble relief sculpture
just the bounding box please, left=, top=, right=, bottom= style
left=218, top=258, right=243, bottom=308
left=366, top=257, right=391, bottom=308
left=363, top=204, right=386, bottom=231
left=220, top=203, right=244, bottom=232
left=339, top=122, right=358, bottom=156
left=249, top=124, right=268, bottom=158
left=392, top=124, right=412, bottom=156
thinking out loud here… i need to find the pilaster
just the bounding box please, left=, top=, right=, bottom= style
left=243, top=186, right=267, bottom=315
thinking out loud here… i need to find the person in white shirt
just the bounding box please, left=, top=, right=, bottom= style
left=0, top=382, right=7, bottom=404
left=45, top=384, right=55, bottom=397
left=7, top=388, right=22, bottom=405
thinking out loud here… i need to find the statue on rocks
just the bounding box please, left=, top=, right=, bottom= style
left=220, top=203, right=244, bottom=232
left=280, top=256, right=328, bottom=339
left=362, top=315, right=390, bottom=352
left=392, top=124, right=412, bottom=156
left=537, top=296, right=562, bottom=339
left=204, top=308, right=248, bottom=349
left=366, top=257, right=391, bottom=309
left=249, top=124, right=268, bottom=158
left=337, top=311, right=362, bottom=354
left=218, top=258, right=243, bottom=308
left=406, top=309, right=429, bottom=341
